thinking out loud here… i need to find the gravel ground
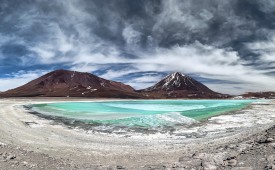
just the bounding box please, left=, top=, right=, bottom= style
left=0, top=125, right=274, bottom=169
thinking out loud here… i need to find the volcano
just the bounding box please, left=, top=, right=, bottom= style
left=1, top=70, right=143, bottom=98
left=0, top=70, right=228, bottom=99
left=138, top=72, right=226, bottom=98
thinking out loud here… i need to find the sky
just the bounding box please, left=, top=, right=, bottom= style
left=0, top=0, right=275, bottom=94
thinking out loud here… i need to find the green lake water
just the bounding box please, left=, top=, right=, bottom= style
left=30, top=100, right=255, bottom=127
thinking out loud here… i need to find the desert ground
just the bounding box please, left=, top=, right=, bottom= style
left=0, top=98, right=275, bottom=169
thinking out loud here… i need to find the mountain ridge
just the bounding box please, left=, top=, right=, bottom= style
left=142, top=72, right=214, bottom=92
left=0, top=70, right=228, bottom=99
left=138, top=72, right=226, bottom=98
left=0, top=69, right=142, bottom=98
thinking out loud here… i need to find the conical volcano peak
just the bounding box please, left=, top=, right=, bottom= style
left=161, top=72, right=192, bottom=88
left=170, top=72, right=186, bottom=77
left=141, top=72, right=215, bottom=93
left=138, top=72, right=223, bottom=98
left=165, top=72, right=188, bottom=80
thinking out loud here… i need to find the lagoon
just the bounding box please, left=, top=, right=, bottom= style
left=30, top=100, right=255, bottom=127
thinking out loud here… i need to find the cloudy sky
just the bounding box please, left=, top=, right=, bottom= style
left=1, top=0, right=275, bottom=94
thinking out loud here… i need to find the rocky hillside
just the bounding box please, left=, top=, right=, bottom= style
left=138, top=72, right=227, bottom=98
left=0, top=70, right=229, bottom=99
left=241, top=91, right=275, bottom=99
left=0, top=70, right=143, bottom=98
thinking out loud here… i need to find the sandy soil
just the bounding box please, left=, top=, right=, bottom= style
left=0, top=98, right=275, bottom=169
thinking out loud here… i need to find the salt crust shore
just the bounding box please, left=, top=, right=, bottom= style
left=0, top=98, right=275, bottom=169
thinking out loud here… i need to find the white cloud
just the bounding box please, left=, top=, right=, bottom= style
left=0, top=70, right=49, bottom=91
left=246, top=34, right=275, bottom=63
left=69, top=63, right=100, bottom=73
left=2, top=37, right=275, bottom=94
left=61, top=40, right=275, bottom=94
left=14, top=0, right=119, bottom=66
left=99, top=69, right=138, bottom=80
left=128, top=42, right=275, bottom=94
left=122, top=25, right=142, bottom=50
left=126, top=74, right=163, bottom=90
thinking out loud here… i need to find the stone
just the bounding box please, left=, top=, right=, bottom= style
left=29, top=164, right=36, bottom=168
left=22, top=161, right=28, bottom=166
left=265, top=164, right=275, bottom=169
left=116, top=165, right=125, bottom=169
left=0, top=142, right=6, bottom=146
left=6, top=155, right=16, bottom=160
left=192, top=153, right=206, bottom=159
left=223, top=157, right=237, bottom=166
left=267, top=138, right=274, bottom=142
left=256, top=136, right=269, bottom=143
left=228, top=159, right=237, bottom=166
left=228, top=144, right=236, bottom=149
left=172, top=163, right=180, bottom=168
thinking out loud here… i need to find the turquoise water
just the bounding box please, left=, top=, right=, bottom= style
left=30, top=100, right=255, bottom=127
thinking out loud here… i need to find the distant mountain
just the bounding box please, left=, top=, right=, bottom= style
left=0, top=70, right=229, bottom=99
left=138, top=72, right=227, bottom=98
left=241, top=91, right=275, bottom=99
left=0, top=70, right=143, bottom=98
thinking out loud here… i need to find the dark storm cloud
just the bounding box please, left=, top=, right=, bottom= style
left=1, top=0, right=275, bottom=93
left=1, top=0, right=274, bottom=54
left=68, top=0, right=272, bottom=49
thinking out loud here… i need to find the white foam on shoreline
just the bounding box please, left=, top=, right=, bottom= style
left=101, top=100, right=275, bottom=140
left=3, top=99, right=275, bottom=143
left=27, top=99, right=255, bottom=132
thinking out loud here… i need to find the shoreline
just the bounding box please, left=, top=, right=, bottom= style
left=0, top=98, right=275, bottom=169
left=23, top=99, right=258, bottom=136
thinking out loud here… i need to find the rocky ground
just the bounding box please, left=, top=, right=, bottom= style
left=172, top=125, right=275, bottom=170
left=0, top=125, right=275, bottom=170
left=0, top=142, right=77, bottom=170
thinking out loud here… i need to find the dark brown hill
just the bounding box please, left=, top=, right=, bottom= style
left=0, top=70, right=229, bottom=99
left=241, top=91, right=275, bottom=99
left=1, top=70, right=143, bottom=98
